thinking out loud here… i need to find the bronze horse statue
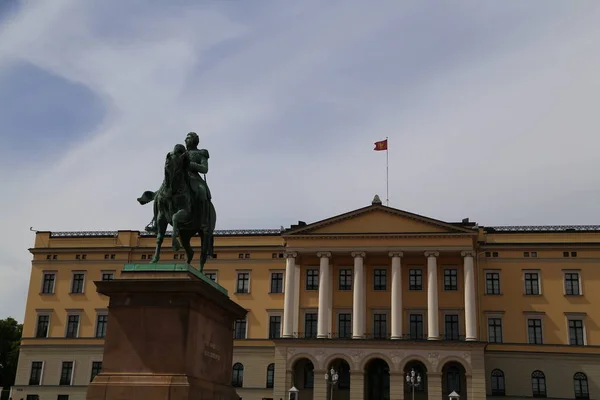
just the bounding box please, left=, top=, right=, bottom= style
left=137, top=144, right=216, bottom=271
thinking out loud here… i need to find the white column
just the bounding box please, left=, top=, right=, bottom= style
left=425, top=251, right=440, bottom=340
left=389, top=251, right=403, bottom=339
left=317, top=251, right=331, bottom=338
left=282, top=252, right=297, bottom=338
left=351, top=251, right=366, bottom=339
left=462, top=250, right=477, bottom=341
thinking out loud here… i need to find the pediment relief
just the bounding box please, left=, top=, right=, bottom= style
left=284, top=206, right=474, bottom=236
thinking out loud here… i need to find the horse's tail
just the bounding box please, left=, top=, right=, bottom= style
left=137, top=190, right=156, bottom=205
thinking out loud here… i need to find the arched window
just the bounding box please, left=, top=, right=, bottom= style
left=446, top=366, right=461, bottom=393
left=574, top=372, right=589, bottom=399
left=531, top=370, right=546, bottom=398
left=491, top=369, right=505, bottom=396
left=232, top=363, right=244, bottom=388
left=266, top=363, right=275, bottom=389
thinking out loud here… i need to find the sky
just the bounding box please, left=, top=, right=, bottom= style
left=1, top=0, right=600, bottom=320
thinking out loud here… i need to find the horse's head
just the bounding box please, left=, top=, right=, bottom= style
left=164, top=145, right=189, bottom=190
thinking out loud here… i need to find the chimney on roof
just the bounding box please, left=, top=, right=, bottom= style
left=372, top=195, right=383, bottom=206
left=462, top=218, right=470, bottom=224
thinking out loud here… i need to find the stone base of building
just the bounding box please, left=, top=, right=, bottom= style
left=86, top=265, right=247, bottom=400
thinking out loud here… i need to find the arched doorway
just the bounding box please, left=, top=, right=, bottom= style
left=442, top=361, right=467, bottom=400
left=327, top=358, right=351, bottom=400
left=292, top=358, right=315, bottom=400
left=404, top=360, right=428, bottom=400
left=364, top=358, right=390, bottom=400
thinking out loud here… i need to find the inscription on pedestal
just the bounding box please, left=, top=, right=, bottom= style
left=203, top=341, right=221, bottom=361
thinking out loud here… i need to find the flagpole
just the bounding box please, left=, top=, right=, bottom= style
left=386, top=136, right=389, bottom=206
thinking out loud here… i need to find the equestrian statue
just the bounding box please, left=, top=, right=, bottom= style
left=136, top=132, right=217, bottom=271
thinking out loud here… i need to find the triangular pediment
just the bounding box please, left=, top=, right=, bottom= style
left=284, top=205, right=475, bottom=236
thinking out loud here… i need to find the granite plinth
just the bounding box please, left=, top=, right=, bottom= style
left=86, top=265, right=246, bottom=400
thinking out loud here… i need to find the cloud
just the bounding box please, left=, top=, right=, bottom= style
left=1, top=0, right=600, bottom=319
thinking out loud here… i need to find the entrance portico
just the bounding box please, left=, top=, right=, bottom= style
left=273, top=340, right=486, bottom=400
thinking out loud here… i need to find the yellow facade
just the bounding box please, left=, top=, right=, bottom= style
left=12, top=201, right=600, bottom=400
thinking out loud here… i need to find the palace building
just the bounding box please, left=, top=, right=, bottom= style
left=12, top=197, right=600, bottom=400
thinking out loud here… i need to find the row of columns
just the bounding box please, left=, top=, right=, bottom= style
left=282, top=250, right=477, bottom=341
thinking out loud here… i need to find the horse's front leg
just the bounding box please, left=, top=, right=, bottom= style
left=151, top=215, right=167, bottom=263
left=180, top=232, right=194, bottom=265
left=171, top=209, right=189, bottom=251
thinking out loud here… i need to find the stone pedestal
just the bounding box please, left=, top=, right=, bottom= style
left=86, top=264, right=247, bottom=400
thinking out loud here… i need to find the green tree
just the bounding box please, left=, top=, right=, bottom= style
left=0, top=317, right=22, bottom=400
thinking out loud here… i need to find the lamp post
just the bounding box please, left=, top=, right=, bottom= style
left=405, top=368, right=422, bottom=400
left=325, top=367, right=339, bottom=400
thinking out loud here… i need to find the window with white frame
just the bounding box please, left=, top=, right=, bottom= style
left=268, top=311, right=282, bottom=339
left=487, top=316, right=503, bottom=343
left=41, top=272, right=56, bottom=294
left=373, top=311, right=388, bottom=339
left=339, top=269, right=352, bottom=291
left=71, top=271, right=86, bottom=294
left=90, top=361, right=102, bottom=382
left=235, top=271, right=250, bottom=294
left=524, top=271, right=541, bottom=295
left=567, top=316, right=586, bottom=345
left=29, top=361, right=43, bottom=385
left=59, top=361, right=74, bottom=385
left=101, top=271, right=115, bottom=281
left=65, top=313, right=80, bottom=338
left=409, top=269, right=423, bottom=290
left=444, top=314, right=460, bottom=340
left=337, top=312, right=352, bottom=338
left=527, top=317, right=543, bottom=344
left=95, top=312, right=108, bottom=338
left=564, top=272, right=581, bottom=295
left=409, top=313, right=424, bottom=339
left=485, top=271, right=501, bottom=295
left=233, top=317, right=247, bottom=339
left=204, top=270, right=217, bottom=282
left=306, top=269, right=319, bottom=290
left=270, top=271, right=284, bottom=294
left=35, top=313, right=50, bottom=338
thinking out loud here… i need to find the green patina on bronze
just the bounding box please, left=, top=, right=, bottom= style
left=136, top=132, right=217, bottom=272
left=122, top=263, right=228, bottom=295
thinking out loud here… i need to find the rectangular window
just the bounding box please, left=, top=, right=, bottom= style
left=488, top=318, right=503, bottom=343
left=90, top=361, right=102, bottom=382
left=42, top=272, right=56, bottom=294
left=373, top=313, right=387, bottom=339
left=565, top=273, right=581, bottom=295
left=269, top=315, right=281, bottom=339
left=568, top=319, right=585, bottom=345
left=59, top=361, right=74, bottom=385
left=444, top=314, right=460, bottom=340
left=233, top=318, right=246, bottom=339
left=101, top=272, right=114, bottom=281
left=236, top=272, right=250, bottom=293
left=339, top=269, right=352, bottom=291
left=304, top=313, right=317, bottom=338
left=95, top=314, right=108, bottom=338
left=36, top=315, right=50, bottom=338
left=71, top=273, right=85, bottom=294
left=306, top=269, right=319, bottom=290
left=57, top=396, right=69, bottom=400
left=409, top=269, right=423, bottom=290
left=373, top=269, right=387, bottom=291
left=204, top=272, right=217, bottom=282
left=29, top=361, right=43, bottom=385
left=485, top=272, right=501, bottom=295
left=527, top=318, right=543, bottom=344
left=26, top=395, right=39, bottom=400
left=444, top=269, right=458, bottom=291
left=66, top=315, right=79, bottom=338
left=338, top=313, right=351, bottom=338
left=270, top=272, right=283, bottom=294
left=409, top=314, right=424, bottom=339
left=524, top=272, right=540, bottom=295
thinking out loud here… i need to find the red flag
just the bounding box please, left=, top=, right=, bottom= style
left=374, top=139, right=388, bottom=151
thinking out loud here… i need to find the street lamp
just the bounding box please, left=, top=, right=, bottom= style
left=406, top=368, right=422, bottom=400
left=324, top=367, right=339, bottom=400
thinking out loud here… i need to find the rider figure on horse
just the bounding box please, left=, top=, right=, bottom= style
left=145, top=132, right=212, bottom=233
